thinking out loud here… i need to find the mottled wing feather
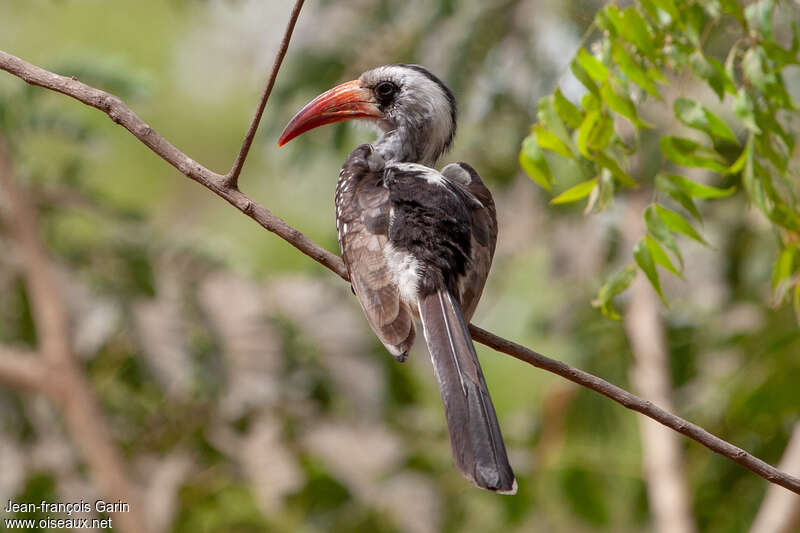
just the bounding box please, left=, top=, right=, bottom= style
left=337, top=146, right=415, bottom=360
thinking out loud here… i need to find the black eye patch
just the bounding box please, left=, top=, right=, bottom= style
left=373, top=81, right=398, bottom=105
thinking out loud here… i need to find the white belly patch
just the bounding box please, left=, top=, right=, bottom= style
left=384, top=243, right=421, bottom=306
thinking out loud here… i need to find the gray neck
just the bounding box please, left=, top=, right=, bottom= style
left=373, top=124, right=443, bottom=167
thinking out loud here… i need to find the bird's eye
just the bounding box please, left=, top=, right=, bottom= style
left=374, top=81, right=397, bottom=103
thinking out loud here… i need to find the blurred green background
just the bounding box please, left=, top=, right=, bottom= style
left=0, top=1, right=798, bottom=532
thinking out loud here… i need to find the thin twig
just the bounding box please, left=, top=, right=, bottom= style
left=1, top=49, right=799, bottom=496
left=226, top=0, right=306, bottom=187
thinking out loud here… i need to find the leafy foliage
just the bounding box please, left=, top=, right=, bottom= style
left=520, top=0, right=800, bottom=319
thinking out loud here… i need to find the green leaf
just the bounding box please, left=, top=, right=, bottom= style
left=639, top=0, right=661, bottom=25
left=662, top=173, right=735, bottom=199
left=655, top=173, right=701, bottom=221
left=619, top=7, right=659, bottom=61
left=745, top=0, right=775, bottom=40
left=683, top=4, right=706, bottom=46
left=651, top=0, right=680, bottom=22
left=741, top=47, right=769, bottom=93
left=610, top=42, right=660, bottom=98
left=554, top=88, right=583, bottom=128
left=645, top=235, right=683, bottom=278
left=772, top=244, right=797, bottom=290
left=655, top=205, right=708, bottom=244
left=753, top=105, right=794, bottom=153
left=534, top=124, right=573, bottom=158
left=581, top=92, right=601, bottom=112
left=634, top=238, right=666, bottom=303
left=551, top=178, right=598, bottom=205
left=571, top=60, right=600, bottom=96
left=520, top=134, right=553, bottom=190
left=708, top=54, right=737, bottom=96
left=727, top=146, right=748, bottom=174
left=576, top=48, right=609, bottom=82
left=673, top=97, right=738, bottom=144
left=720, top=0, right=745, bottom=25
left=645, top=205, right=683, bottom=269
left=741, top=46, right=792, bottom=109
left=577, top=111, right=613, bottom=157
left=733, top=89, right=762, bottom=134
left=659, top=136, right=728, bottom=173
left=595, top=9, right=618, bottom=37
left=647, top=66, right=668, bottom=84
left=725, top=39, right=740, bottom=83
left=577, top=111, right=599, bottom=158
left=767, top=204, right=800, bottom=231
left=596, top=168, right=615, bottom=211
left=604, top=5, right=626, bottom=37
left=601, top=81, right=650, bottom=128
left=592, top=114, right=614, bottom=152
left=593, top=264, right=637, bottom=320
left=690, top=51, right=735, bottom=100
left=594, top=151, right=637, bottom=187
left=761, top=38, right=799, bottom=69
left=754, top=133, right=788, bottom=173
left=742, top=137, right=768, bottom=213
left=537, top=96, right=572, bottom=145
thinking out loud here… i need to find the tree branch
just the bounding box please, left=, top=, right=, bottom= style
left=468, top=326, right=800, bottom=495
left=1, top=48, right=799, bottom=496
left=0, top=49, right=346, bottom=280
left=0, top=346, right=47, bottom=392
left=0, top=137, right=149, bottom=533
left=225, top=0, right=306, bottom=187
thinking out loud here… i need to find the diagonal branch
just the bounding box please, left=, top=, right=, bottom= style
left=468, top=326, right=800, bottom=495
left=0, top=50, right=347, bottom=280
left=1, top=48, right=799, bottom=496
left=226, top=0, right=306, bottom=187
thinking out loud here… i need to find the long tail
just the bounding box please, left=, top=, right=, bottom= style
left=418, top=289, right=516, bottom=494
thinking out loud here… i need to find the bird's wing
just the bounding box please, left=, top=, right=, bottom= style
left=337, top=146, right=416, bottom=361
left=441, top=162, right=498, bottom=321
left=388, top=161, right=498, bottom=321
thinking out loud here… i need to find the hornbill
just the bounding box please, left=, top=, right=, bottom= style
left=278, top=64, right=516, bottom=494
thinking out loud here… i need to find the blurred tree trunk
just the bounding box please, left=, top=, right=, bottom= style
left=750, top=423, right=800, bottom=533
left=623, top=196, right=697, bottom=533
left=0, top=137, right=149, bottom=533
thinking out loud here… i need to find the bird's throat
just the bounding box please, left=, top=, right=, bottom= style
left=373, top=125, right=442, bottom=167
left=374, top=128, right=418, bottom=165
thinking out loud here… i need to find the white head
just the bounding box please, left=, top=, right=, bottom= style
left=279, top=64, right=457, bottom=166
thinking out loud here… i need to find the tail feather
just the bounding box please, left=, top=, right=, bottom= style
left=418, top=290, right=516, bottom=494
